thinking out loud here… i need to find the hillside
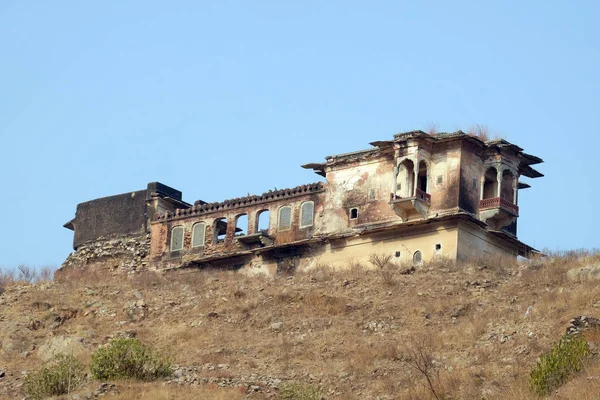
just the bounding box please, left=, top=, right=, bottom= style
left=1, top=252, right=600, bottom=399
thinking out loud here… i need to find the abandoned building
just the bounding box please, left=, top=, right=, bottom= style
left=62, top=130, right=543, bottom=275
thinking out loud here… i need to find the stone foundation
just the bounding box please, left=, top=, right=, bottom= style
left=60, top=234, right=151, bottom=274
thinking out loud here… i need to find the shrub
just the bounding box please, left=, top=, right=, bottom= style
left=279, top=382, right=324, bottom=400
left=24, top=354, right=86, bottom=400
left=529, top=334, right=589, bottom=396
left=90, top=338, right=172, bottom=381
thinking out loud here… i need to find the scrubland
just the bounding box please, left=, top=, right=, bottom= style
left=1, top=250, right=600, bottom=399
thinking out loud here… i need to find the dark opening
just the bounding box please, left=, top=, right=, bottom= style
left=483, top=167, right=498, bottom=199
left=435, top=243, right=442, bottom=251
left=214, top=218, right=227, bottom=243
left=418, top=161, right=428, bottom=192
left=350, top=208, right=358, bottom=219
left=395, top=251, right=401, bottom=258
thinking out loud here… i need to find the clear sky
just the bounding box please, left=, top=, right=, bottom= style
left=1, top=1, right=598, bottom=269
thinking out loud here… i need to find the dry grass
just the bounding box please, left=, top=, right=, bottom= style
left=2, top=253, right=600, bottom=399
left=97, top=381, right=246, bottom=400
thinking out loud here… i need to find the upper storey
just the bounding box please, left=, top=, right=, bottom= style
left=303, top=130, right=543, bottom=235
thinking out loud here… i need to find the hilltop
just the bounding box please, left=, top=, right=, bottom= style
left=1, top=252, right=600, bottom=399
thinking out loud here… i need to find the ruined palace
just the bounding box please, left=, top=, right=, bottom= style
left=62, top=130, right=543, bottom=275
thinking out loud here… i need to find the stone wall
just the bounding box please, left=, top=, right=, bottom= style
left=60, top=234, right=150, bottom=274
left=70, top=190, right=148, bottom=249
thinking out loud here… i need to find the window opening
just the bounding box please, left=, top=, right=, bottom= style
left=437, top=175, right=443, bottom=185
left=397, top=159, right=415, bottom=197
left=214, top=218, right=228, bottom=243
left=483, top=167, right=498, bottom=199
left=435, top=243, right=442, bottom=251
left=368, top=189, right=376, bottom=200
left=418, top=160, right=428, bottom=192
left=278, top=206, right=292, bottom=231
left=413, top=250, right=422, bottom=264
left=350, top=208, right=358, bottom=220
left=395, top=251, right=401, bottom=258
left=170, top=226, right=184, bottom=251
left=235, top=214, right=248, bottom=236
left=191, top=223, right=206, bottom=248
left=300, top=201, right=314, bottom=228
left=256, top=209, right=270, bottom=233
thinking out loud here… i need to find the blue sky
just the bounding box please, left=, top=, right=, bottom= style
left=1, top=1, right=598, bottom=268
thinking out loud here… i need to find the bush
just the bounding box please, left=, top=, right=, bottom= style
left=90, top=338, right=172, bottom=381
left=529, top=334, right=589, bottom=396
left=24, top=354, right=86, bottom=400
left=279, top=382, right=324, bottom=400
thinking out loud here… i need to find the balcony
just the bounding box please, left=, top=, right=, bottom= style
left=390, top=188, right=431, bottom=221
left=479, top=197, right=519, bottom=216
left=478, top=197, right=519, bottom=231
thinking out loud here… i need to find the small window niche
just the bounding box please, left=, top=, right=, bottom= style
left=349, top=208, right=358, bottom=220
left=368, top=189, right=376, bottom=201
left=435, top=243, right=442, bottom=251
left=395, top=251, right=401, bottom=258
left=170, top=226, right=184, bottom=251
left=413, top=250, right=423, bottom=264
left=191, top=222, right=206, bottom=248
left=436, top=175, right=443, bottom=185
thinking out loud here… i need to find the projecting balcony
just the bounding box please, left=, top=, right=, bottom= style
left=390, top=189, right=431, bottom=221
left=478, top=197, right=519, bottom=231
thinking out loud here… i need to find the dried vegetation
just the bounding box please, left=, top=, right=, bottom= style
left=1, top=250, right=600, bottom=399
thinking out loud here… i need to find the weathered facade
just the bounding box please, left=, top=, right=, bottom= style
left=62, top=131, right=543, bottom=274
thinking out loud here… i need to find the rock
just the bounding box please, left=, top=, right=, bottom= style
left=450, top=304, right=470, bottom=319
left=0, top=369, right=5, bottom=378
left=37, top=335, right=85, bottom=362
left=567, top=264, right=600, bottom=281
left=173, top=368, right=183, bottom=379
left=133, top=290, right=143, bottom=299
left=270, top=322, right=283, bottom=331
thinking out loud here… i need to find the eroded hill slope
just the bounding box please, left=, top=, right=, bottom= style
left=1, top=253, right=600, bottom=399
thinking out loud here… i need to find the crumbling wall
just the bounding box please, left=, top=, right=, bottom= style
left=150, top=183, right=325, bottom=267
left=459, top=141, right=483, bottom=214
left=60, top=234, right=150, bottom=274
left=322, top=154, right=397, bottom=232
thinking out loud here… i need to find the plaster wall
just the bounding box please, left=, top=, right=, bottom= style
left=322, top=156, right=398, bottom=232
left=456, top=220, right=519, bottom=261
left=309, top=222, right=459, bottom=270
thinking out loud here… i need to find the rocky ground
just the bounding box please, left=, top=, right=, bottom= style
left=1, top=251, right=600, bottom=399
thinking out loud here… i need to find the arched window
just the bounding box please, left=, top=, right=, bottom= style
left=418, top=160, right=428, bottom=193
left=191, top=223, right=206, bottom=248
left=235, top=214, right=248, bottom=236
left=299, top=201, right=314, bottom=228
left=170, top=226, right=184, bottom=251
left=214, top=218, right=227, bottom=243
left=397, top=159, right=415, bottom=198
left=256, top=209, right=270, bottom=233
left=413, top=250, right=422, bottom=264
left=482, top=167, right=498, bottom=199
left=278, top=206, right=292, bottom=231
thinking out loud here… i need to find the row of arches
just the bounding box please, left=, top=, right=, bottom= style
left=169, top=201, right=315, bottom=251
left=482, top=166, right=517, bottom=203
left=396, top=159, right=428, bottom=198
